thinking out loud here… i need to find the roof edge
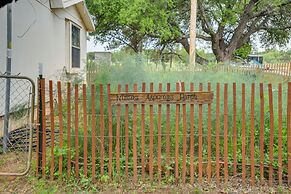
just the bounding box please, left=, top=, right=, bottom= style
left=50, top=0, right=83, bottom=9
left=75, top=2, right=95, bottom=32
left=50, top=0, right=95, bottom=32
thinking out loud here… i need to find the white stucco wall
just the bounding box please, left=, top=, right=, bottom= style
left=0, top=0, right=88, bottom=83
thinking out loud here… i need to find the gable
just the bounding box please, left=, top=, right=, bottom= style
left=50, top=0, right=95, bottom=32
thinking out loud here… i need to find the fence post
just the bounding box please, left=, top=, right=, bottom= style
left=259, top=83, right=265, bottom=180
left=49, top=80, right=55, bottom=180
left=37, top=77, right=43, bottom=176
left=37, top=63, right=44, bottom=177
left=288, top=82, right=291, bottom=185
left=198, top=83, right=203, bottom=183
left=215, top=83, right=220, bottom=183
left=268, top=84, right=274, bottom=186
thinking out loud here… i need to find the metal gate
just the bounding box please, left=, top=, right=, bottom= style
left=0, top=75, right=35, bottom=176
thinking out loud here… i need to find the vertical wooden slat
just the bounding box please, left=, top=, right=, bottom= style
left=207, top=83, right=212, bottom=182
left=242, top=83, right=246, bottom=184
left=278, top=83, right=282, bottom=185
left=149, top=83, right=154, bottom=180
left=141, top=83, right=146, bottom=179
left=124, top=84, right=129, bottom=176
left=91, top=84, right=96, bottom=181
left=36, top=79, right=40, bottom=176
left=133, top=84, right=138, bottom=182
left=250, top=83, right=255, bottom=185
left=175, top=82, right=180, bottom=183
left=268, top=84, right=274, bottom=186
left=216, top=83, right=220, bottom=183
left=288, top=82, right=291, bottom=185
left=99, top=84, right=105, bottom=176
left=107, top=84, right=113, bottom=178
left=74, top=84, right=79, bottom=178
left=181, top=82, right=187, bottom=184
left=259, top=83, right=265, bottom=180
left=190, top=83, right=195, bottom=184
left=233, top=83, right=237, bottom=176
left=35, top=78, right=41, bottom=176
left=83, top=84, right=88, bottom=177
left=158, top=83, right=162, bottom=182
left=223, top=84, right=228, bottom=183
left=57, top=81, right=63, bottom=176
left=41, top=79, right=46, bottom=178
left=166, top=83, right=171, bottom=176
left=198, top=83, right=203, bottom=183
left=67, top=82, right=71, bottom=177
left=116, top=85, right=121, bottom=175
left=49, top=80, right=55, bottom=180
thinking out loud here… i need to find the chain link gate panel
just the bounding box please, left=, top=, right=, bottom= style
left=0, top=75, right=35, bottom=176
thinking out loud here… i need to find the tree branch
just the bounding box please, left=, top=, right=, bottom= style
left=197, top=0, right=215, bottom=36
left=196, top=34, right=212, bottom=41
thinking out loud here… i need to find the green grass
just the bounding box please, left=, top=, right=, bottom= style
left=45, top=61, right=291, bottom=184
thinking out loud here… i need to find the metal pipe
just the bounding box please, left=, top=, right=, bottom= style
left=3, top=3, right=12, bottom=153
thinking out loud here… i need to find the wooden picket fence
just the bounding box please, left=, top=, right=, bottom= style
left=213, top=63, right=291, bottom=77
left=36, top=79, right=291, bottom=186
left=86, top=62, right=291, bottom=85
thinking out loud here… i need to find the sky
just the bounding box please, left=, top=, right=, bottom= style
left=87, top=38, right=106, bottom=52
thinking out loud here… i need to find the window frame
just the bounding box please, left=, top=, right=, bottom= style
left=70, top=22, right=81, bottom=70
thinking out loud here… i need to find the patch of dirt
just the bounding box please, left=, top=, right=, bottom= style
left=0, top=174, right=290, bottom=194
left=0, top=152, right=28, bottom=173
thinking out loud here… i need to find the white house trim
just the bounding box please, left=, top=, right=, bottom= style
left=50, top=0, right=95, bottom=32
left=50, top=0, right=82, bottom=9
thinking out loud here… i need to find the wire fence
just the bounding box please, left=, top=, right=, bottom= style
left=37, top=79, right=291, bottom=186
left=0, top=75, right=35, bottom=176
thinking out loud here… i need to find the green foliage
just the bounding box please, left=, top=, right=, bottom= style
left=86, top=0, right=291, bottom=62
left=260, top=49, right=291, bottom=64
left=234, top=43, right=252, bottom=59
left=43, top=56, right=291, bottom=186
left=100, top=175, right=110, bottom=183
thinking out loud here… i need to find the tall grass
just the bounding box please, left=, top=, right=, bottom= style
left=48, top=57, right=291, bottom=181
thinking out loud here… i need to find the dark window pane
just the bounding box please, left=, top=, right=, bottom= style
left=72, top=25, right=80, bottom=47
left=72, top=47, right=80, bottom=68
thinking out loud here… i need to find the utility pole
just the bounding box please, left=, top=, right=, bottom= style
left=3, top=3, right=12, bottom=152
left=189, top=0, right=197, bottom=67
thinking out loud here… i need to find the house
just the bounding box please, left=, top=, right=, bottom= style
left=0, top=0, right=95, bottom=82
left=88, top=51, right=112, bottom=65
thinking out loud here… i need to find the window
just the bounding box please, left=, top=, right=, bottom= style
left=71, top=24, right=80, bottom=68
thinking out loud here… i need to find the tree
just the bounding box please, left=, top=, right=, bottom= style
left=197, top=0, right=291, bottom=62
left=86, top=0, right=291, bottom=62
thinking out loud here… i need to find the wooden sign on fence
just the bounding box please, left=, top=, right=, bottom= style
left=110, top=91, right=214, bottom=105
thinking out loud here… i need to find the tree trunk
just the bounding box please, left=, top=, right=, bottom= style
left=177, top=37, right=208, bottom=65
left=212, top=36, right=235, bottom=62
